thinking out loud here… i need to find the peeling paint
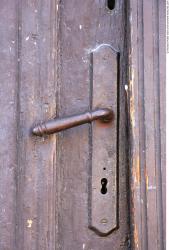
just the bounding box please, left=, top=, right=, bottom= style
left=129, top=64, right=135, bottom=128
left=25, top=36, right=30, bottom=41
left=27, top=219, right=33, bottom=228
left=148, top=185, right=156, bottom=190
left=133, top=155, right=140, bottom=185
left=134, top=225, right=139, bottom=249
left=125, top=84, right=128, bottom=91
left=146, top=174, right=149, bottom=191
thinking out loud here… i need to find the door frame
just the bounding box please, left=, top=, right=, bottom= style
left=128, top=0, right=166, bottom=249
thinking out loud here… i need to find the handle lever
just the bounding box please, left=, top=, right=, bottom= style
left=32, top=108, right=113, bottom=136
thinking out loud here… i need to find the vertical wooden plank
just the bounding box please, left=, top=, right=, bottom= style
left=128, top=1, right=141, bottom=249
left=15, top=1, right=58, bottom=249
left=159, top=1, right=166, bottom=247
left=0, top=1, right=18, bottom=249
left=154, top=1, right=165, bottom=249
left=144, top=1, right=158, bottom=249
left=129, top=0, right=165, bottom=249
left=57, top=0, right=130, bottom=249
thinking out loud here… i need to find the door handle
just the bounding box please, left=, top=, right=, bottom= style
left=32, top=108, right=113, bottom=136
left=32, top=45, right=118, bottom=236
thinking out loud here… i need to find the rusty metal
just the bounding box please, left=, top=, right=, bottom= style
left=89, top=45, right=118, bottom=235
left=32, top=108, right=113, bottom=136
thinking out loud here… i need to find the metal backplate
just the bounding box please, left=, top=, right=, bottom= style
left=89, top=45, right=118, bottom=235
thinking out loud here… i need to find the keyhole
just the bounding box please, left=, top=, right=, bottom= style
left=107, top=0, right=115, bottom=10
left=101, top=178, right=108, bottom=194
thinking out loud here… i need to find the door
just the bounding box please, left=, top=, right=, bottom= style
left=0, top=1, right=130, bottom=249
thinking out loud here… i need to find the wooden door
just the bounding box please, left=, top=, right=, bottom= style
left=0, top=1, right=130, bottom=249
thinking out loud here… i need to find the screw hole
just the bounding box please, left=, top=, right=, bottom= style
left=107, top=0, right=115, bottom=10
left=103, top=167, right=106, bottom=170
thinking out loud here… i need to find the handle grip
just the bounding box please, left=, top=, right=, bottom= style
left=32, top=108, right=113, bottom=136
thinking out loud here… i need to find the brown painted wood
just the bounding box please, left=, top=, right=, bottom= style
left=0, top=0, right=130, bottom=249
left=56, top=1, right=130, bottom=249
left=128, top=0, right=166, bottom=249
left=0, top=2, right=18, bottom=248
left=0, top=1, right=58, bottom=249
left=15, top=1, right=57, bottom=249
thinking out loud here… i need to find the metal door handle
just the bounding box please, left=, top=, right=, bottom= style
left=32, top=45, right=118, bottom=236
left=32, top=108, right=113, bottom=136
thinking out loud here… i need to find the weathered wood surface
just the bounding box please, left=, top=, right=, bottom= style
left=0, top=1, right=129, bottom=249
left=128, top=0, right=166, bottom=249
left=57, top=0, right=129, bottom=249
left=0, top=1, right=57, bottom=249
left=0, top=2, right=19, bottom=248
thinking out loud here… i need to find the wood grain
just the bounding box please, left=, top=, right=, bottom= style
left=128, top=0, right=165, bottom=249
left=57, top=0, right=130, bottom=249
left=15, top=1, right=58, bottom=249
left=0, top=0, right=130, bottom=249
left=0, top=1, right=18, bottom=249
